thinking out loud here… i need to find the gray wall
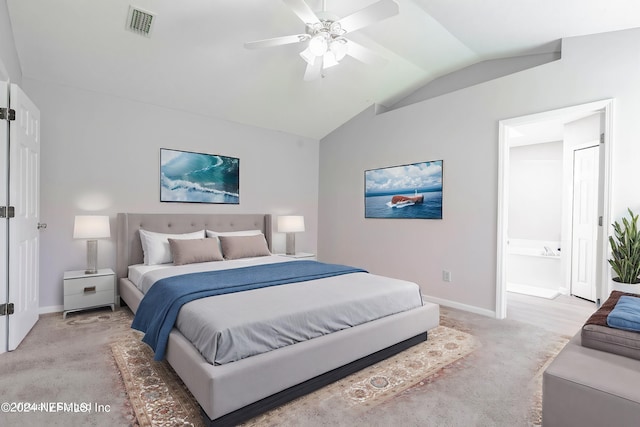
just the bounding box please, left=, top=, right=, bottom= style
left=22, top=78, right=319, bottom=311
left=318, top=28, right=640, bottom=316
left=392, top=52, right=561, bottom=110
left=0, top=0, right=21, bottom=82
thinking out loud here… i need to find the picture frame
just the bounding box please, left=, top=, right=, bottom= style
left=160, top=148, right=239, bottom=204
left=365, top=160, right=443, bottom=219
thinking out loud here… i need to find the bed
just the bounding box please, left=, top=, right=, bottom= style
left=116, top=212, right=440, bottom=426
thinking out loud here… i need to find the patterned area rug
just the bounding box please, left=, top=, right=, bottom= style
left=111, top=330, right=202, bottom=427
left=527, top=335, right=570, bottom=427
left=111, top=326, right=479, bottom=426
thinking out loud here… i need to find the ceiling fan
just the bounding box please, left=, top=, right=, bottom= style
left=244, top=0, right=399, bottom=81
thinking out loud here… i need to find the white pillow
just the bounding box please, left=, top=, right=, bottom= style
left=139, top=229, right=205, bottom=265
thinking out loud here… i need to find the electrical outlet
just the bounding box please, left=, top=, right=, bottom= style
left=443, top=270, right=452, bottom=282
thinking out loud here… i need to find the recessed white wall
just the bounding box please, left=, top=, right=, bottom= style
left=318, top=28, right=640, bottom=316
left=21, top=78, right=319, bottom=310
left=509, top=141, right=563, bottom=241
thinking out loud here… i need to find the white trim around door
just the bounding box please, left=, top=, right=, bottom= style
left=496, top=99, right=613, bottom=319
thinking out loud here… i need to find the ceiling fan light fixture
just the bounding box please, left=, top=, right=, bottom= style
left=322, top=51, right=339, bottom=69
left=300, top=47, right=316, bottom=65
left=309, top=34, right=328, bottom=56
left=330, top=38, right=348, bottom=61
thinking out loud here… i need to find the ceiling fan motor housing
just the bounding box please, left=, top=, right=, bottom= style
left=305, top=20, right=347, bottom=57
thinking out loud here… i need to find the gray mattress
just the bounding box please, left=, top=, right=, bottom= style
left=135, top=256, right=424, bottom=365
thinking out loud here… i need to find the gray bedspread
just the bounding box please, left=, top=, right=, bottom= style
left=136, top=256, right=422, bottom=365
left=136, top=257, right=423, bottom=365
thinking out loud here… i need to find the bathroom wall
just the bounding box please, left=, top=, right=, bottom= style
left=509, top=141, right=563, bottom=242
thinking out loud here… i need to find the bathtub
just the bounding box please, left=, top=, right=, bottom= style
left=507, top=239, right=563, bottom=299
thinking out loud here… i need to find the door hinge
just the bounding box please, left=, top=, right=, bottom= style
left=0, top=303, right=15, bottom=316
left=600, top=133, right=605, bottom=144
left=0, top=107, right=16, bottom=121
left=0, top=206, right=15, bottom=218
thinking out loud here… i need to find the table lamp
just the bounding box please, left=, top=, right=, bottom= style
left=73, top=215, right=111, bottom=274
left=277, top=215, right=305, bottom=255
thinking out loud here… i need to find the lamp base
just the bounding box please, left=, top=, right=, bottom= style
left=86, top=239, right=98, bottom=275
left=285, top=233, right=296, bottom=256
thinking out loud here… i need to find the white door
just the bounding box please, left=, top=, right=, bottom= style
left=7, top=84, right=40, bottom=350
left=0, top=81, right=8, bottom=354
left=571, top=145, right=599, bottom=301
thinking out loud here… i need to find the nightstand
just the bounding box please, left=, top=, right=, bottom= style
left=280, top=252, right=316, bottom=260
left=63, top=268, right=116, bottom=319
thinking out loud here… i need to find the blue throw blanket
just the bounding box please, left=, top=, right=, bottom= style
left=607, top=295, right=640, bottom=332
left=131, top=260, right=367, bottom=360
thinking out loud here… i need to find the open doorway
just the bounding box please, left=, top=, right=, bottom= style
left=496, top=100, right=613, bottom=319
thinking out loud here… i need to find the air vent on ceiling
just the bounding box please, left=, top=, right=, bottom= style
left=126, top=6, right=155, bottom=37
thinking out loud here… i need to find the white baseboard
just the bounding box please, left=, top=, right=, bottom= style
left=39, top=305, right=63, bottom=315
left=421, top=294, right=497, bottom=319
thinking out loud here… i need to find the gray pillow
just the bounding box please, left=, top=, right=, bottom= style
left=168, top=238, right=223, bottom=265
left=219, top=234, right=271, bottom=260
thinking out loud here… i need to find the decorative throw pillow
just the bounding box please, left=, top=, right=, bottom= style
left=139, top=229, right=205, bottom=265
left=219, top=234, right=271, bottom=260
left=205, top=229, right=262, bottom=238
left=168, top=238, right=223, bottom=265
left=206, top=229, right=263, bottom=252
left=607, top=296, right=640, bottom=332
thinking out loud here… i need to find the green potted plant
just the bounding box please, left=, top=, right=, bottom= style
left=609, top=208, right=640, bottom=292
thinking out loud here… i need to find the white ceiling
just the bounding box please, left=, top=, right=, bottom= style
left=6, top=0, right=640, bottom=139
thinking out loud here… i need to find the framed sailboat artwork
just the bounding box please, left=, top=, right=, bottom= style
left=160, top=148, right=240, bottom=204
left=364, top=160, right=443, bottom=219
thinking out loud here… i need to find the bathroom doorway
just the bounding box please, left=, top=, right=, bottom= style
left=496, top=100, right=613, bottom=319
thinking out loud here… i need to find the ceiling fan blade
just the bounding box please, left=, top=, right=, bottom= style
left=337, top=0, right=399, bottom=33
left=303, top=57, right=323, bottom=81
left=345, top=40, right=387, bottom=66
left=244, top=34, right=309, bottom=49
left=282, top=0, right=321, bottom=25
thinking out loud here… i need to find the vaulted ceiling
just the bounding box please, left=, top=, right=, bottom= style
left=7, top=0, right=640, bottom=139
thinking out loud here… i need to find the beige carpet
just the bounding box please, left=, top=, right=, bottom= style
left=111, top=325, right=480, bottom=426
left=1, top=304, right=575, bottom=426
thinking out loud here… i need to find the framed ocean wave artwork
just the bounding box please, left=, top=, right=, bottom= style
left=160, top=148, right=239, bottom=204
left=365, top=160, right=443, bottom=219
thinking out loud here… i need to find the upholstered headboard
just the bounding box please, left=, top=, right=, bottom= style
left=116, top=213, right=272, bottom=280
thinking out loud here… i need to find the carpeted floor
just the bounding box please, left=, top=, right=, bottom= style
left=111, top=324, right=480, bottom=426
left=0, top=304, right=574, bottom=427
left=0, top=309, right=137, bottom=427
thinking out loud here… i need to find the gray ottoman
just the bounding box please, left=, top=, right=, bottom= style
left=543, top=333, right=640, bottom=427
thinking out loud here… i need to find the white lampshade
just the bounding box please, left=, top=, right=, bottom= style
left=308, top=35, right=328, bottom=56
left=329, top=39, right=348, bottom=61
left=300, top=47, right=317, bottom=66
left=73, top=215, right=111, bottom=239
left=323, top=51, right=339, bottom=69
left=277, top=216, right=305, bottom=233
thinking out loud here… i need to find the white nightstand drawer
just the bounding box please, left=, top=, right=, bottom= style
left=64, top=275, right=113, bottom=297
left=63, top=269, right=115, bottom=318
left=64, top=290, right=114, bottom=311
